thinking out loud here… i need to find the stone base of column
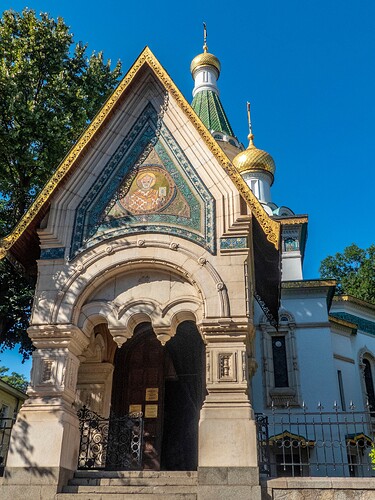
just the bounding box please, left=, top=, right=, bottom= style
left=1, top=466, right=73, bottom=500
left=2, top=402, right=80, bottom=498
left=198, top=401, right=258, bottom=467
left=197, top=467, right=261, bottom=500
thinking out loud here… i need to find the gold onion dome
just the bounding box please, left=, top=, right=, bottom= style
left=233, top=134, right=276, bottom=177
left=190, top=49, right=221, bottom=77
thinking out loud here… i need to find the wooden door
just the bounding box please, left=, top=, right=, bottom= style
left=112, top=327, right=166, bottom=470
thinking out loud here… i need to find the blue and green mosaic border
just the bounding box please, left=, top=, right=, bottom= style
left=70, top=103, right=215, bottom=257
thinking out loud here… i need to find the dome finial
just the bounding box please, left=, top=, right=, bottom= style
left=247, top=101, right=254, bottom=146
left=232, top=101, right=275, bottom=180
left=190, top=25, right=221, bottom=79
left=203, top=22, right=208, bottom=53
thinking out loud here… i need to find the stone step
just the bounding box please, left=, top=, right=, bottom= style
left=56, top=470, right=198, bottom=498
left=56, top=494, right=196, bottom=500
left=69, top=476, right=197, bottom=486
left=62, top=485, right=197, bottom=495
left=73, top=470, right=197, bottom=479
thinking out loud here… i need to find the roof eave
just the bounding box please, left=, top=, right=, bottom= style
left=1, top=46, right=281, bottom=270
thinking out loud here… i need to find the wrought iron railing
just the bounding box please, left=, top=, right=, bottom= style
left=0, top=417, right=15, bottom=474
left=77, top=406, right=143, bottom=470
left=256, top=402, right=375, bottom=478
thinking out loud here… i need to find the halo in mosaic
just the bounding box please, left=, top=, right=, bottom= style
left=70, top=103, right=215, bottom=257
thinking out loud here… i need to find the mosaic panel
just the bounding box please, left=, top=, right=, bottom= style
left=70, top=103, right=215, bottom=257
left=40, top=247, right=65, bottom=260
left=331, top=312, right=375, bottom=336
left=220, top=237, right=248, bottom=250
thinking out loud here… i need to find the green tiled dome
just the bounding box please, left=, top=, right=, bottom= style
left=191, top=90, right=235, bottom=137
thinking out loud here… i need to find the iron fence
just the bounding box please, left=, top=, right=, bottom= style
left=256, top=402, right=375, bottom=478
left=77, top=406, right=143, bottom=470
left=0, top=417, right=15, bottom=474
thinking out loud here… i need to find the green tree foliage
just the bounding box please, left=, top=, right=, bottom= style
left=320, top=244, right=375, bottom=304
left=0, top=8, right=122, bottom=358
left=0, top=259, right=34, bottom=356
left=0, top=365, right=29, bottom=392
left=370, top=447, right=375, bottom=470
left=0, top=8, right=121, bottom=224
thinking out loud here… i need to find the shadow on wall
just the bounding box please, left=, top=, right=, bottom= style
left=4, top=399, right=63, bottom=479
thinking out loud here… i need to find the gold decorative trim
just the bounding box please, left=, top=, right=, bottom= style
left=330, top=315, right=358, bottom=330
left=282, top=279, right=336, bottom=289
left=278, top=217, right=308, bottom=225
left=333, top=295, right=375, bottom=311
left=145, top=50, right=280, bottom=249
left=0, top=46, right=280, bottom=257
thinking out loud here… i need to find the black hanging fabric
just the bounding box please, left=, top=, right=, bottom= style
left=252, top=215, right=281, bottom=328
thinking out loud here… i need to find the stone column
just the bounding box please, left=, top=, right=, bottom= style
left=197, top=324, right=261, bottom=500
left=76, top=362, right=114, bottom=418
left=3, top=324, right=89, bottom=498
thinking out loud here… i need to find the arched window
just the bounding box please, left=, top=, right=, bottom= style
left=272, top=336, right=289, bottom=388
left=363, top=359, right=375, bottom=411
left=250, top=179, right=260, bottom=199
left=260, top=312, right=301, bottom=407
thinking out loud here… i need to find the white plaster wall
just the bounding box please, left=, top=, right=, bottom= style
left=192, top=66, right=219, bottom=97
left=254, top=291, right=375, bottom=415
left=242, top=172, right=272, bottom=204
left=253, top=293, right=340, bottom=413
left=281, top=253, right=303, bottom=281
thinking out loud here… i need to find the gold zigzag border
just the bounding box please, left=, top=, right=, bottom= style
left=0, top=46, right=280, bottom=258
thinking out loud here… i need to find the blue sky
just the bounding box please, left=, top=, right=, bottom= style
left=1, top=1, right=375, bottom=377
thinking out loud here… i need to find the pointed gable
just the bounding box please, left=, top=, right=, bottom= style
left=70, top=101, right=215, bottom=256
left=0, top=47, right=280, bottom=292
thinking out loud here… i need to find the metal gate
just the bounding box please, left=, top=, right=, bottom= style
left=256, top=413, right=271, bottom=476
left=256, top=403, right=375, bottom=478
left=77, top=406, right=143, bottom=470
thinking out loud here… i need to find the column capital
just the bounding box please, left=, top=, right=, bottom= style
left=198, top=319, right=254, bottom=343
left=28, top=324, right=89, bottom=356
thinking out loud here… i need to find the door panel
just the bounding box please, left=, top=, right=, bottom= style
left=111, top=321, right=205, bottom=471
left=112, top=326, right=165, bottom=470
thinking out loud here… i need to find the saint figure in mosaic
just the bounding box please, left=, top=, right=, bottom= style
left=114, top=166, right=174, bottom=215
left=123, top=171, right=164, bottom=213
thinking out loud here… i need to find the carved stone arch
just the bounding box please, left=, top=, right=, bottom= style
left=118, top=300, right=159, bottom=330
left=78, top=301, right=122, bottom=336
left=161, top=297, right=202, bottom=324
left=93, top=332, right=105, bottom=362
left=359, top=346, right=375, bottom=366
left=260, top=309, right=295, bottom=327
left=278, top=309, right=296, bottom=325
left=52, top=247, right=229, bottom=326
left=80, top=330, right=106, bottom=363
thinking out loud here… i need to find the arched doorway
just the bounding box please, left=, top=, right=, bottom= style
left=111, top=321, right=205, bottom=470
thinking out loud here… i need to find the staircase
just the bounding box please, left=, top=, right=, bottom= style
left=55, top=470, right=198, bottom=499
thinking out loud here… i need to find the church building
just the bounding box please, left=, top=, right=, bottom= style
left=1, top=36, right=375, bottom=500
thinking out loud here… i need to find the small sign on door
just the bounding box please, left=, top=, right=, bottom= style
left=145, top=388, right=159, bottom=401
left=145, top=404, right=158, bottom=418
left=129, top=404, right=142, bottom=414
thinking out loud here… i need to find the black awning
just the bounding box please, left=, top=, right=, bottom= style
left=252, top=215, right=281, bottom=328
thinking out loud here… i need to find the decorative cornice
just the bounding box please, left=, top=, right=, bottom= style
left=329, top=315, right=358, bottom=334
left=0, top=47, right=280, bottom=259
left=278, top=217, right=308, bottom=225
left=282, top=279, right=336, bottom=289
left=333, top=295, right=375, bottom=312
